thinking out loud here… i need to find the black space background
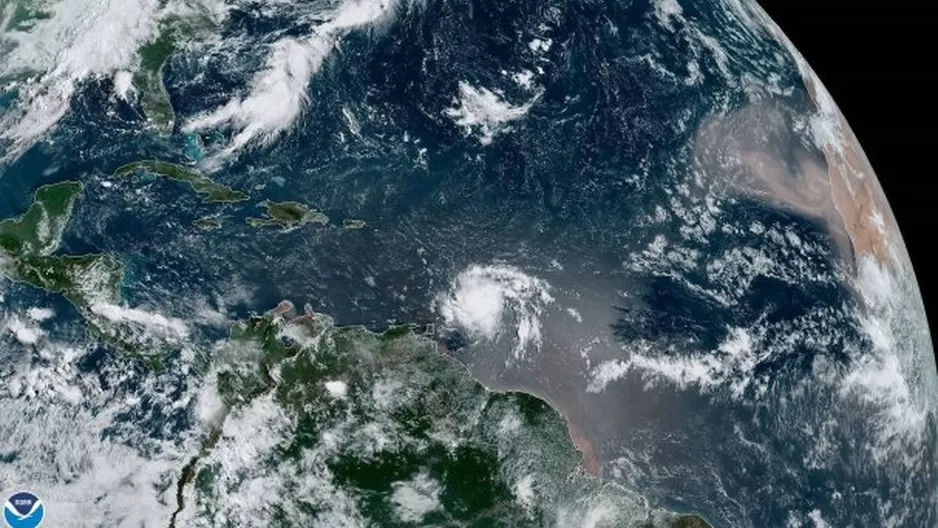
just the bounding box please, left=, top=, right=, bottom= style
left=755, top=2, right=938, bottom=347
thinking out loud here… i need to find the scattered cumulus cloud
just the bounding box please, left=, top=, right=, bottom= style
left=443, top=82, right=539, bottom=145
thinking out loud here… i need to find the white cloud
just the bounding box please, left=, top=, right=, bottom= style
left=390, top=471, right=442, bottom=523
left=177, top=394, right=369, bottom=526
left=0, top=345, right=199, bottom=527
left=528, top=38, right=552, bottom=53
left=90, top=302, right=189, bottom=339
left=513, top=473, right=536, bottom=511
left=588, top=328, right=755, bottom=394
left=556, top=499, right=621, bottom=528
left=443, top=82, right=538, bottom=145
left=113, top=70, right=135, bottom=101
left=653, top=0, right=683, bottom=30
left=183, top=0, right=401, bottom=161
left=808, top=509, right=830, bottom=528
left=26, top=307, right=55, bottom=322
left=4, top=315, right=44, bottom=345
left=435, top=264, right=554, bottom=361
left=0, top=0, right=162, bottom=160
left=587, top=359, right=631, bottom=394
left=324, top=380, right=348, bottom=399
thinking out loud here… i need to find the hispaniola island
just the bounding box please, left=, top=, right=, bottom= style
left=0, top=0, right=934, bottom=526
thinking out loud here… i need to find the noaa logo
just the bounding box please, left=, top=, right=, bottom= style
left=3, top=492, right=44, bottom=528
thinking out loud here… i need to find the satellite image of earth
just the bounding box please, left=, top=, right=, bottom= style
left=0, top=0, right=935, bottom=526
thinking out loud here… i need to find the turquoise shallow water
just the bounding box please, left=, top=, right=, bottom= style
left=0, top=0, right=934, bottom=525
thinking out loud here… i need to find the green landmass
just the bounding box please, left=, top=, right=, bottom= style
left=0, top=183, right=123, bottom=311
left=114, top=160, right=248, bottom=204
left=133, top=34, right=176, bottom=133
left=0, top=183, right=711, bottom=526
left=247, top=200, right=329, bottom=230
left=0, top=182, right=168, bottom=360
left=0, top=42, right=15, bottom=66
left=130, top=8, right=221, bottom=133
left=192, top=215, right=222, bottom=230
left=11, top=252, right=123, bottom=307
left=2, top=2, right=53, bottom=32
left=0, top=3, right=51, bottom=83
left=342, top=218, right=367, bottom=229
left=0, top=4, right=48, bottom=85
left=672, top=515, right=712, bottom=528
left=640, top=514, right=713, bottom=528
left=0, top=180, right=82, bottom=257
left=176, top=300, right=707, bottom=526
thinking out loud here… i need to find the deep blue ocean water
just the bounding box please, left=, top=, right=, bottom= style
left=0, top=0, right=934, bottom=525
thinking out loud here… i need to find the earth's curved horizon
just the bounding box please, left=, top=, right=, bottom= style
left=0, top=0, right=934, bottom=526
